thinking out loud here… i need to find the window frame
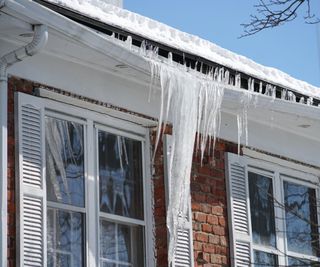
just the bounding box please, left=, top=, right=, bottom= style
left=42, top=96, right=154, bottom=267
left=246, top=156, right=320, bottom=266
left=95, top=123, right=147, bottom=266
left=45, top=112, right=88, bottom=267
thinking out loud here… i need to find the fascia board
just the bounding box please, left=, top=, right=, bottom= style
left=222, top=85, right=320, bottom=122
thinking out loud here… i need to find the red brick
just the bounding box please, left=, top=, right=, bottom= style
left=203, top=243, right=215, bottom=254
left=194, top=212, right=207, bottom=223
left=212, top=206, right=223, bottom=215
left=195, top=232, right=209, bottom=243
left=207, top=215, right=218, bottom=225
left=202, top=224, right=212, bottom=233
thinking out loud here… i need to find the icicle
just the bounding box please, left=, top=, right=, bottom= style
left=125, top=35, right=132, bottom=50
left=248, top=78, right=254, bottom=92
left=147, top=58, right=226, bottom=266
left=307, top=97, right=313, bottom=106
left=149, top=45, right=159, bottom=60
left=265, top=84, right=276, bottom=99
left=237, top=114, right=242, bottom=155
left=259, top=81, right=263, bottom=94
left=281, top=89, right=287, bottom=100
left=299, top=97, right=305, bottom=104
left=288, top=91, right=296, bottom=102
left=139, top=40, right=147, bottom=56
left=235, top=73, right=241, bottom=88
left=218, top=68, right=224, bottom=83
left=168, top=52, right=173, bottom=65
left=224, top=70, right=230, bottom=85
left=271, top=86, right=276, bottom=99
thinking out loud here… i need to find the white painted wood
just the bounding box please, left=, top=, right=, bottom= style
left=228, top=152, right=320, bottom=266
left=0, top=72, right=8, bottom=267
left=226, top=153, right=252, bottom=267
left=86, top=119, right=98, bottom=267
left=143, top=130, right=156, bottom=267
left=164, top=134, right=194, bottom=267
left=16, top=93, right=47, bottom=267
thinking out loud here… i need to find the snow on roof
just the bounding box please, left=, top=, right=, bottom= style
left=47, top=0, right=320, bottom=98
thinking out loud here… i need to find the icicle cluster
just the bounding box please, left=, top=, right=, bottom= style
left=149, top=56, right=228, bottom=265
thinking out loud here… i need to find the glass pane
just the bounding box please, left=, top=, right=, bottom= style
left=101, top=263, right=116, bottom=267
left=249, top=172, right=276, bottom=247
left=284, top=181, right=319, bottom=256
left=118, top=224, right=131, bottom=262
left=253, top=250, right=278, bottom=267
left=47, top=208, right=84, bottom=267
left=100, top=220, right=117, bottom=260
left=100, top=219, right=144, bottom=266
left=46, top=117, right=85, bottom=207
left=288, top=257, right=320, bottom=266
left=99, top=131, right=144, bottom=219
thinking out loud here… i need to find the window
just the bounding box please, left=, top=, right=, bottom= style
left=227, top=153, right=320, bottom=267
left=46, top=117, right=85, bottom=267
left=98, top=130, right=145, bottom=267
left=17, top=93, right=154, bottom=267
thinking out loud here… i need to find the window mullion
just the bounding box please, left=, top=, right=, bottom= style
left=53, top=210, right=57, bottom=267
left=274, top=171, right=286, bottom=266
left=86, top=119, right=98, bottom=267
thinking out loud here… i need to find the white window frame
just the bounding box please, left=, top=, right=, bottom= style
left=41, top=95, right=155, bottom=267
left=45, top=112, right=88, bottom=266
left=246, top=155, right=320, bottom=266
left=95, top=123, right=148, bottom=267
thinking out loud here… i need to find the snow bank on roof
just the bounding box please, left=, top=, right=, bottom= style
left=48, top=0, right=320, bottom=98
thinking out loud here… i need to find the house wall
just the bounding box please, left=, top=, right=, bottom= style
left=7, top=76, right=236, bottom=267
left=151, top=129, right=238, bottom=267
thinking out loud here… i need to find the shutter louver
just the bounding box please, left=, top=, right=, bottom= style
left=16, top=93, right=46, bottom=267
left=226, top=153, right=252, bottom=267
left=164, top=135, right=194, bottom=267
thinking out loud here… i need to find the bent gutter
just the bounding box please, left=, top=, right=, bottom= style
left=0, top=15, right=48, bottom=266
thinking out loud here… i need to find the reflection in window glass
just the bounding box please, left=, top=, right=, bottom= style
left=100, top=220, right=144, bottom=267
left=254, top=250, right=278, bottom=267
left=288, top=257, right=320, bottom=267
left=47, top=208, right=84, bottom=267
left=46, top=117, right=85, bottom=207
left=249, top=172, right=276, bottom=247
left=284, top=181, right=319, bottom=257
left=99, top=131, right=144, bottom=219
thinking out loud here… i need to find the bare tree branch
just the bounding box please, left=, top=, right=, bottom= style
left=241, top=0, right=320, bottom=37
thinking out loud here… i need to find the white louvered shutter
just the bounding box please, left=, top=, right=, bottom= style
left=16, top=93, right=46, bottom=267
left=226, top=152, right=252, bottom=267
left=164, top=135, right=194, bottom=267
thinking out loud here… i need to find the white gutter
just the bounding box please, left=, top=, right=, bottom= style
left=0, top=7, right=48, bottom=263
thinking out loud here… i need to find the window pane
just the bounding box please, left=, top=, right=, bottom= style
left=100, top=219, right=144, bottom=266
left=249, top=172, right=276, bottom=247
left=46, top=117, right=85, bottom=207
left=101, top=263, right=116, bottom=267
left=47, top=208, right=84, bottom=267
left=284, top=181, right=319, bottom=256
left=253, top=250, right=278, bottom=267
left=99, top=131, right=144, bottom=219
left=288, top=257, right=320, bottom=266
left=100, top=220, right=117, bottom=260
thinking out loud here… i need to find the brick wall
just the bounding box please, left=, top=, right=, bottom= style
left=151, top=129, right=238, bottom=267
left=7, top=76, right=238, bottom=267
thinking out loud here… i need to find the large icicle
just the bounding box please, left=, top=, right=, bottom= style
left=149, top=59, right=227, bottom=266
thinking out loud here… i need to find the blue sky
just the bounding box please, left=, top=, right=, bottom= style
left=125, top=1, right=320, bottom=87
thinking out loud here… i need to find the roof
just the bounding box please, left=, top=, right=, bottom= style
left=43, top=0, right=320, bottom=99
